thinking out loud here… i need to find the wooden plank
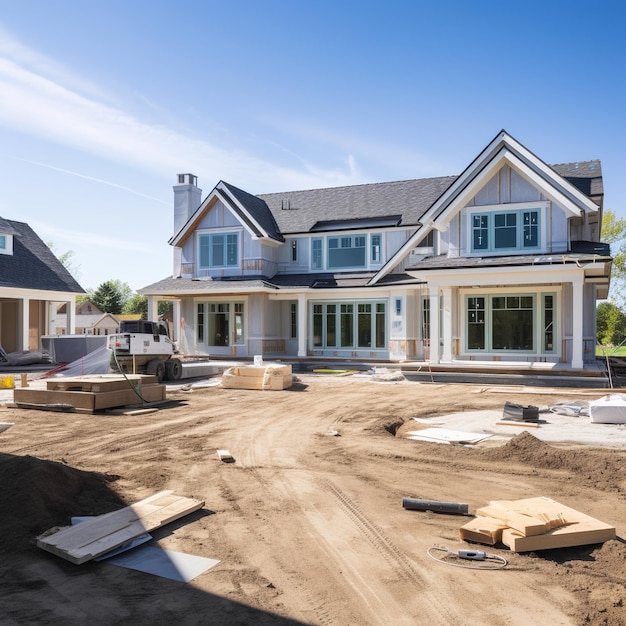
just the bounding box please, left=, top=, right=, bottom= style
left=37, top=491, right=204, bottom=564
left=459, top=515, right=508, bottom=545
left=14, top=384, right=165, bottom=412
left=496, top=420, right=540, bottom=428
left=47, top=375, right=156, bottom=393
left=217, top=449, right=234, bottom=462
left=502, top=512, right=616, bottom=552
left=476, top=502, right=552, bottom=536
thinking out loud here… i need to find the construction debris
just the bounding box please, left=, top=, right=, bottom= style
left=221, top=363, right=293, bottom=391
left=217, top=449, right=235, bottom=462
left=502, top=401, right=539, bottom=422
left=403, top=498, right=469, bottom=515
left=589, top=394, right=626, bottom=424
left=37, top=490, right=204, bottom=564
left=460, top=496, right=616, bottom=552
left=13, top=374, right=165, bottom=413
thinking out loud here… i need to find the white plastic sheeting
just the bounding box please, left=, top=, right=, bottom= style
left=48, top=345, right=113, bottom=378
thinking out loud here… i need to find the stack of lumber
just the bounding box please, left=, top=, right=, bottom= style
left=14, top=374, right=165, bottom=413
left=460, top=496, right=616, bottom=552
left=37, top=490, right=204, bottom=564
left=221, top=363, right=293, bottom=391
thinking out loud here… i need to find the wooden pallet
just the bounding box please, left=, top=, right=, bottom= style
left=37, top=491, right=204, bottom=564
left=14, top=375, right=165, bottom=413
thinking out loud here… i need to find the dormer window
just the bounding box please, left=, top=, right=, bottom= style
left=470, top=207, right=541, bottom=254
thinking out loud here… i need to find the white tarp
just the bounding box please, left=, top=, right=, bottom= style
left=589, top=394, right=626, bottom=424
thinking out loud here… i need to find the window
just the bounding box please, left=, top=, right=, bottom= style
left=0, top=235, right=5, bottom=249
left=471, top=209, right=540, bottom=253
left=199, top=232, right=238, bottom=268
left=311, top=301, right=385, bottom=350
left=234, top=303, right=244, bottom=343
left=328, top=236, right=365, bottom=269
left=311, top=238, right=323, bottom=270
left=290, top=303, right=297, bottom=339
left=422, top=298, right=430, bottom=340
left=197, top=303, right=205, bottom=342
left=291, top=240, right=298, bottom=262
left=466, top=294, right=538, bottom=352
left=543, top=294, right=555, bottom=352
left=416, top=231, right=434, bottom=248
left=371, top=234, right=381, bottom=263
left=310, top=233, right=383, bottom=270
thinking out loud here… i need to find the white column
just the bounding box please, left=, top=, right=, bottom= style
left=441, top=287, right=453, bottom=362
left=572, top=278, right=584, bottom=369
left=67, top=297, right=77, bottom=334
left=429, top=286, right=440, bottom=364
left=297, top=293, right=307, bottom=357
left=147, top=296, right=158, bottom=322
left=20, top=297, right=30, bottom=351
left=172, top=300, right=181, bottom=343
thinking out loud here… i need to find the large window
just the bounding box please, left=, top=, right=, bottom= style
left=199, top=232, right=238, bottom=268
left=465, top=294, right=554, bottom=353
left=0, top=235, right=5, bottom=249
left=471, top=209, right=540, bottom=253
left=197, top=302, right=245, bottom=347
left=310, top=233, right=383, bottom=270
left=312, top=301, right=386, bottom=349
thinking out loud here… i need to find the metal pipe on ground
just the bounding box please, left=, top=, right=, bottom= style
left=402, top=498, right=469, bottom=515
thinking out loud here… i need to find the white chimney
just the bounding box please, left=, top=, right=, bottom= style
left=173, top=173, right=202, bottom=234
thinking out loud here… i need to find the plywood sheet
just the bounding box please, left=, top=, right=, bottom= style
left=459, top=516, right=508, bottom=545
left=37, top=491, right=204, bottom=564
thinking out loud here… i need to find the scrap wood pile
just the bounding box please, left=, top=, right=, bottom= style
left=460, top=496, right=616, bottom=552
left=13, top=374, right=166, bottom=413
left=36, top=490, right=204, bottom=564
left=221, top=363, right=293, bottom=390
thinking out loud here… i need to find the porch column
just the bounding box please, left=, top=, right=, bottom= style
left=66, top=297, right=77, bottom=334
left=20, top=298, right=30, bottom=351
left=441, top=288, right=453, bottom=362
left=429, top=286, right=440, bottom=364
left=147, top=296, right=158, bottom=322
left=172, top=300, right=181, bottom=343
left=297, top=293, right=307, bottom=357
left=572, top=278, right=584, bottom=369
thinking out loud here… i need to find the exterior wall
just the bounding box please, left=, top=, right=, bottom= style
left=0, top=300, right=18, bottom=352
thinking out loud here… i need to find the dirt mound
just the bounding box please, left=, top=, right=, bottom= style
left=479, top=431, right=626, bottom=494
left=0, top=454, right=123, bottom=554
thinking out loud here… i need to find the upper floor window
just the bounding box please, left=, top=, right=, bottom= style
left=0, top=235, right=5, bottom=249
left=310, top=232, right=383, bottom=270
left=199, top=232, right=238, bottom=268
left=471, top=209, right=540, bottom=253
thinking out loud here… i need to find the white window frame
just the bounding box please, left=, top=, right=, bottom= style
left=309, top=232, right=384, bottom=271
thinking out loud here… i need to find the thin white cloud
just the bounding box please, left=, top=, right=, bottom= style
left=0, top=31, right=360, bottom=193
left=30, top=219, right=160, bottom=254
left=7, top=156, right=170, bottom=204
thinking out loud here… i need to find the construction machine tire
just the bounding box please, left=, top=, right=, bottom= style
left=146, top=359, right=165, bottom=383
left=165, top=358, right=183, bottom=381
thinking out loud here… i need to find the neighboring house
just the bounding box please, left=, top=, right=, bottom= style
left=139, top=130, right=612, bottom=371
left=49, top=301, right=143, bottom=335
left=0, top=217, right=84, bottom=353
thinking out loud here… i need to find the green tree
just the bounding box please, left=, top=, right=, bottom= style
left=90, top=280, right=132, bottom=314
left=597, top=301, right=626, bottom=347
left=601, top=209, right=626, bottom=303
left=47, top=241, right=81, bottom=281
left=122, top=294, right=171, bottom=318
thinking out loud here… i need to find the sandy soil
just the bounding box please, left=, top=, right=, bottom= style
left=1, top=374, right=625, bottom=626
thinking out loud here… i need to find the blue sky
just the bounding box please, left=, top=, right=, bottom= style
left=0, top=0, right=624, bottom=292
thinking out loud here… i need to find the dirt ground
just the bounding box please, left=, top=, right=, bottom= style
left=1, top=373, right=625, bottom=626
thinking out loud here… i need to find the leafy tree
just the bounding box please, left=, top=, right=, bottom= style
left=601, top=209, right=626, bottom=303
left=89, top=280, right=132, bottom=314
left=123, top=294, right=148, bottom=317
left=47, top=241, right=81, bottom=281
left=597, top=301, right=626, bottom=348
left=122, top=295, right=171, bottom=318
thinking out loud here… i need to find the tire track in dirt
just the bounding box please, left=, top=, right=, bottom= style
left=316, top=477, right=461, bottom=624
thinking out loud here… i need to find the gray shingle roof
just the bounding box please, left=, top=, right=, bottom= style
left=551, top=161, right=603, bottom=197
left=256, top=176, right=458, bottom=234
left=0, top=218, right=84, bottom=293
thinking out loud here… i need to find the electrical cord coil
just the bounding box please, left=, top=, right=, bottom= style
left=427, top=546, right=508, bottom=570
